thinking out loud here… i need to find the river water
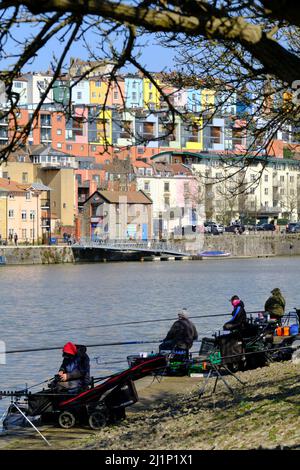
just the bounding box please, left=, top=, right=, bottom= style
left=0, top=257, right=299, bottom=400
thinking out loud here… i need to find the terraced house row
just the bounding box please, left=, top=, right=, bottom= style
left=0, top=60, right=300, bottom=242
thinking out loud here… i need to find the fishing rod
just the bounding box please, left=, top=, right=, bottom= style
left=2, top=311, right=264, bottom=338
left=4, top=339, right=164, bottom=355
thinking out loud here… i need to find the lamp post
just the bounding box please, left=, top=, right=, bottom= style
left=32, top=213, right=35, bottom=246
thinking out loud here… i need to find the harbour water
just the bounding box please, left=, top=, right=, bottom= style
left=0, top=257, right=299, bottom=402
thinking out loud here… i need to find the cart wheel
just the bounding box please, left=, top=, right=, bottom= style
left=58, top=411, right=76, bottom=429
left=88, top=410, right=108, bottom=430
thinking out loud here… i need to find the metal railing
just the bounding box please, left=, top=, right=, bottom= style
left=76, top=238, right=187, bottom=254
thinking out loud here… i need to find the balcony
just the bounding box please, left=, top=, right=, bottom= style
left=41, top=219, right=50, bottom=228
left=41, top=199, right=50, bottom=209
left=39, top=161, right=78, bottom=170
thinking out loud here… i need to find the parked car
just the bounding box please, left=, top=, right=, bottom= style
left=204, top=221, right=216, bottom=234
left=256, top=223, right=276, bottom=231
left=286, top=222, right=300, bottom=233
left=204, top=222, right=224, bottom=235
left=225, top=223, right=245, bottom=234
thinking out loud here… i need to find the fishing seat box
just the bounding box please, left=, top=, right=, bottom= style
left=215, top=333, right=245, bottom=365
left=105, top=380, right=138, bottom=409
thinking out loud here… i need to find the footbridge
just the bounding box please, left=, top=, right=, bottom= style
left=72, top=239, right=193, bottom=262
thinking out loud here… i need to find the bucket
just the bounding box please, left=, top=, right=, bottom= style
left=283, top=326, right=290, bottom=336
left=289, top=324, right=299, bottom=336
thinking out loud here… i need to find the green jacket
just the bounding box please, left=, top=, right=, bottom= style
left=264, top=292, right=286, bottom=317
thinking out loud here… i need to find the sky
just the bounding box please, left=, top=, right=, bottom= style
left=3, top=20, right=177, bottom=75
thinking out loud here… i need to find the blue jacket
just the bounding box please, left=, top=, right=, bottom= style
left=224, top=300, right=247, bottom=331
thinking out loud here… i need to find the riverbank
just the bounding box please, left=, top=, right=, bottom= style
left=1, top=361, right=299, bottom=450
left=0, top=233, right=300, bottom=264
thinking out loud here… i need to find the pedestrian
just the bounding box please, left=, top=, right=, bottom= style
left=264, top=288, right=286, bottom=322
left=8, top=233, right=13, bottom=244
left=159, top=308, right=198, bottom=357
left=14, top=233, right=18, bottom=246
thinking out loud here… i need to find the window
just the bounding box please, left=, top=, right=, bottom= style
left=290, top=175, right=295, bottom=183
left=77, top=92, right=82, bottom=100
left=92, top=175, right=100, bottom=184
left=280, top=175, right=285, bottom=182
left=280, top=188, right=285, bottom=195
left=8, top=209, right=14, bottom=218
left=92, top=92, right=96, bottom=98
left=250, top=188, right=255, bottom=194
left=22, top=229, right=27, bottom=239
left=264, top=188, right=268, bottom=195
left=164, top=182, right=170, bottom=192
left=21, top=210, right=27, bottom=220
left=57, top=129, right=62, bottom=135
left=149, top=92, right=153, bottom=100
left=30, top=210, right=35, bottom=220
left=211, top=126, right=222, bottom=144
left=66, top=144, right=73, bottom=150
left=264, top=174, right=269, bottom=182
left=26, top=192, right=31, bottom=200
left=63, top=203, right=66, bottom=209
left=22, top=172, right=28, bottom=183
left=2, top=172, right=8, bottom=179
left=144, top=182, right=150, bottom=191
left=91, top=145, right=97, bottom=152
left=57, top=143, right=62, bottom=149
left=18, top=155, right=25, bottom=162
left=113, top=91, right=119, bottom=100
left=250, top=201, right=255, bottom=208
left=132, top=92, right=137, bottom=101
left=164, top=197, right=170, bottom=207
left=14, top=81, right=23, bottom=88
left=184, top=183, right=189, bottom=192
left=57, top=115, right=62, bottom=122
left=9, top=193, right=14, bottom=199
left=250, top=174, right=256, bottom=182
left=95, top=81, right=101, bottom=87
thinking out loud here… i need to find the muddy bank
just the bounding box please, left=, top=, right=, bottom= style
left=1, top=361, right=299, bottom=450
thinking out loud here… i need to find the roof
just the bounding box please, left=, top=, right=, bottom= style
left=150, top=150, right=300, bottom=166
left=133, top=161, right=152, bottom=168
left=0, top=177, right=26, bottom=192
left=86, top=190, right=152, bottom=205
left=27, top=182, right=52, bottom=191
left=29, top=145, right=76, bottom=158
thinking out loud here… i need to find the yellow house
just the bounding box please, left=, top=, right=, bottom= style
left=143, top=78, right=160, bottom=110
left=89, top=78, right=111, bottom=106
left=0, top=177, right=46, bottom=244
left=93, top=109, right=112, bottom=146
left=184, top=116, right=203, bottom=150
left=201, top=88, right=215, bottom=114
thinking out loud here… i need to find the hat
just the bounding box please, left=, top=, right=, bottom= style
left=63, top=342, right=77, bottom=355
left=271, top=288, right=281, bottom=294
left=230, top=295, right=239, bottom=302
left=178, top=308, right=188, bottom=319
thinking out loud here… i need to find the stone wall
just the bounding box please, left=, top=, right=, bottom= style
left=200, top=233, right=300, bottom=257
left=0, top=246, right=74, bottom=265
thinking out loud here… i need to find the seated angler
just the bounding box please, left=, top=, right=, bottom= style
left=159, top=308, right=198, bottom=358
left=54, top=342, right=90, bottom=394
left=264, top=288, right=286, bottom=324
left=223, top=295, right=247, bottom=332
